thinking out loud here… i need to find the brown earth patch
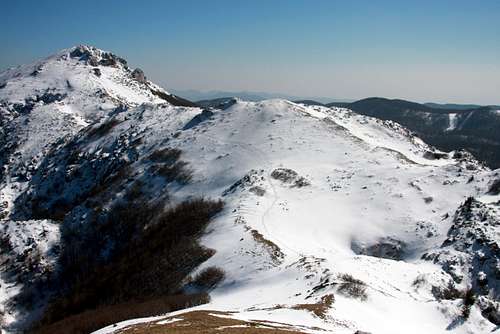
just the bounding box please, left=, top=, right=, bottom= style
left=118, top=310, right=312, bottom=333
left=249, top=229, right=284, bottom=263
left=292, top=294, right=335, bottom=319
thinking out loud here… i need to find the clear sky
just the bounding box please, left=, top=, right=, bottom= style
left=1, top=0, right=499, bottom=104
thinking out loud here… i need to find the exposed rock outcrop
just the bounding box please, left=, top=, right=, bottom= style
left=422, top=197, right=500, bottom=325
left=271, top=168, right=310, bottom=188
left=423, top=150, right=448, bottom=160
left=131, top=68, right=147, bottom=83
left=69, top=45, right=127, bottom=68
left=352, top=237, right=407, bottom=260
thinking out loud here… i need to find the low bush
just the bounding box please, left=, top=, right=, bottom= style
left=154, top=161, right=193, bottom=184
left=192, top=267, right=225, bottom=290
left=124, top=179, right=145, bottom=201
left=87, top=118, right=121, bottom=139
left=461, top=289, right=475, bottom=319
left=148, top=148, right=182, bottom=164
left=148, top=147, right=193, bottom=184
left=37, top=198, right=224, bottom=328
left=336, top=274, right=368, bottom=301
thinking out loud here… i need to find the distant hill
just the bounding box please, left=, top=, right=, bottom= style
left=424, top=102, right=483, bottom=110
left=331, top=97, right=500, bottom=168
left=425, top=102, right=500, bottom=110
left=292, top=100, right=325, bottom=106
left=326, top=101, right=358, bottom=108
left=172, top=89, right=350, bottom=104
left=195, top=97, right=238, bottom=110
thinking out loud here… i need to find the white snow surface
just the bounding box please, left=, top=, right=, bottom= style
left=0, top=220, right=59, bottom=326
left=88, top=100, right=497, bottom=334
left=1, top=47, right=498, bottom=334
left=446, top=113, right=458, bottom=131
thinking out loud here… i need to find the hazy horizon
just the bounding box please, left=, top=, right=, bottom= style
left=168, top=88, right=499, bottom=106
left=2, top=0, right=499, bottom=105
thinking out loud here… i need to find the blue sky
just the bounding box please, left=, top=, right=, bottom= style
left=1, top=0, right=499, bottom=104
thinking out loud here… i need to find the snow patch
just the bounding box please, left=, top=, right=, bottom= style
left=445, top=113, right=458, bottom=131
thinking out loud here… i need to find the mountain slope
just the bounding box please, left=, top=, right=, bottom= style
left=425, top=102, right=500, bottom=110
left=330, top=97, right=500, bottom=168
left=86, top=99, right=499, bottom=334
left=0, top=45, right=199, bottom=329
left=0, top=45, right=196, bottom=216
left=0, top=48, right=498, bottom=334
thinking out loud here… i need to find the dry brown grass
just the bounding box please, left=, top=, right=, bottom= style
left=119, top=310, right=311, bottom=334
left=33, top=294, right=209, bottom=334
left=292, top=294, right=334, bottom=319
left=249, top=229, right=284, bottom=263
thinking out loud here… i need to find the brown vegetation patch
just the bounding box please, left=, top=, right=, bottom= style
left=192, top=267, right=226, bottom=290
left=250, top=229, right=284, bottom=263
left=147, top=147, right=193, bottom=184
left=87, top=118, right=121, bottom=139
left=292, top=294, right=335, bottom=319
left=148, top=147, right=182, bottom=164
left=33, top=294, right=209, bottom=334
left=36, top=198, right=224, bottom=330
left=336, top=274, right=368, bottom=301
left=119, top=310, right=311, bottom=334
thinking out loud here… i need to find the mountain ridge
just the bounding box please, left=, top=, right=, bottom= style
left=320, top=97, right=500, bottom=169
left=0, top=46, right=499, bottom=334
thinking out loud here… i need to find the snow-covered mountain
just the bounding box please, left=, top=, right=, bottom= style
left=0, top=45, right=196, bottom=329
left=0, top=45, right=193, bottom=212
left=329, top=97, right=500, bottom=169
left=0, top=46, right=499, bottom=334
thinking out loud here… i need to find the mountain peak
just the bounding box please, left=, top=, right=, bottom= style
left=0, top=47, right=195, bottom=214
left=66, top=44, right=129, bottom=68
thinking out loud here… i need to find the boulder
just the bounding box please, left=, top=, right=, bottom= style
left=424, top=150, right=448, bottom=160
left=98, top=52, right=117, bottom=66
left=132, top=68, right=147, bottom=83
left=249, top=186, right=266, bottom=196
left=70, top=45, right=100, bottom=66
left=271, top=168, right=310, bottom=187
left=352, top=237, right=407, bottom=260
left=488, top=178, right=500, bottom=195
left=271, top=168, right=298, bottom=183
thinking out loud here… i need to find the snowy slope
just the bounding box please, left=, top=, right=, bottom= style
left=446, top=113, right=458, bottom=131
left=157, top=100, right=497, bottom=334
left=0, top=47, right=499, bottom=334
left=0, top=45, right=185, bottom=330
left=0, top=45, right=175, bottom=215
left=84, top=100, right=496, bottom=334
